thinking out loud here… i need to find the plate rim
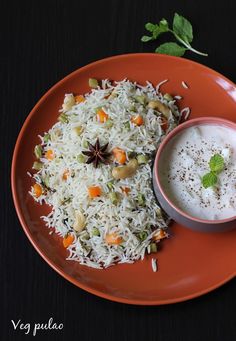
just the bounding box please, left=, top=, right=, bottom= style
left=11, top=53, right=236, bottom=305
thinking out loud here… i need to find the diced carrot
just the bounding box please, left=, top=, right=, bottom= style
left=46, top=149, right=54, bottom=160
left=131, top=115, right=144, bottom=126
left=62, top=169, right=70, bottom=180
left=75, top=95, right=85, bottom=104
left=112, top=147, right=127, bottom=164
left=96, top=109, right=108, bottom=123
left=152, top=229, right=167, bottom=241
left=105, top=232, right=123, bottom=245
left=88, top=186, right=102, bottom=198
left=121, top=187, right=131, bottom=195
left=33, top=183, right=43, bottom=198
left=63, top=234, right=74, bottom=248
left=161, top=117, right=169, bottom=132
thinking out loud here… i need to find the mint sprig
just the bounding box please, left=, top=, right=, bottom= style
left=201, top=154, right=225, bottom=189
left=141, top=13, right=208, bottom=57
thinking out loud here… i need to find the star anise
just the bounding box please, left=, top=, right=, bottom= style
left=82, top=138, right=111, bottom=168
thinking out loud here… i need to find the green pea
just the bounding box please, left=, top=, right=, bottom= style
left=138, top=231, right=148, bottom=241
left=137, top=154, right=149, bottom=165
left=91, top=228, right=100, bottom=236
left=77, top=154, right=86, bottom=163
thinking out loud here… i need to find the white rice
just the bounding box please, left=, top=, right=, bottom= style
left=151, top=258, right=157, bottom=272
left=182, top=81, right=189, bottom=89
left=156, top=79, right=169, bottom=93
left=180, top=107, right=191, bottom=121
left=29, top=79, right=187, bottom=269
left=174, top=95, right=182, bottom=100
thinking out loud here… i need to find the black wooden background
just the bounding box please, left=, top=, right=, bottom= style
left=2, top=0, right=236, bottom=340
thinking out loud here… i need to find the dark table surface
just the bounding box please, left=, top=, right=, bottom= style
left=2, top=0, right=236, bottom=340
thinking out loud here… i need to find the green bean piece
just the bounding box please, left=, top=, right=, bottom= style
left=34, top=145, right=42, bottom=159
left=77, top=154, right=86, bottom=163
left=156, top=208, right=163, bottom=219
left=105, top=119, right=113, bottom=128
left=43, top=133, right=51, bottom=143
left=150, top=242, right=158, bottom=253
left=82, top=140, right=89, bottom=148
left=129, top=104, right=136, bottom=112
left=108, top=192, right=119, bottom=205
left=80, top=231, right=90, bottom=240
left=137, top=154, right=149, bottom=165
left=137, top=193, right=145, bottom=206
left=58, top=113, right=69, bottom=123
left=134, top=95, right=146, bottom=105
left=127, top=151, right=136, bottom=159
left=107, top=182, right=114, bottom=190
left=44, top=175, right=50, bottom=188
left=124, top=121, right=131, bottom=130
left=91, top=227, right=100, bottom=236
left=32, top=161, right=43, bottom=171
left=89, top=78, right=98, bottom=88
left=163, top=93, right=174, bottom=101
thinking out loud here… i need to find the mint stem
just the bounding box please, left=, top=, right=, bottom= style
left=171, top=31, right=208, bottom=56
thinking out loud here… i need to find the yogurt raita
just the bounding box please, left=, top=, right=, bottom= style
left=159, top=124, right=236, bottom=220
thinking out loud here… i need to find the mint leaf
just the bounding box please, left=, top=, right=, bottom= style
left=202, top=172, right=217, bottom=189
left=145, top=23, right=157, bottom=32
left=152, top=19, right=169, bottom=38
left=173, top=13, right=193, bottom=43
left=152, top=21, right=169, bottom=39
left=155, top=42, right=186, bottom=56
left=209, top=154, right=224, bottom=173
left=141, top=35, right=153, bottom=42
left=159, top=19, right=169, bottom=31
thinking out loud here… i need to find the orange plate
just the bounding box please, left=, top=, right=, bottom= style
left=11, top=54, right=236, bottom=305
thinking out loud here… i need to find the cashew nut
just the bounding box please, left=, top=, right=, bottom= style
left=148, top=100, right=171, bottom=118
left=72, top=125, right=84, bottom=137
left=112, top=159, right=138, bottom=179
left=62, top=94, right=75, bottom=112
left=73, top=210, right=86, bottom=232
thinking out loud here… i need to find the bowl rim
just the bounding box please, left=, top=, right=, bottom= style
left=154, top=116, right=236, bottom=225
